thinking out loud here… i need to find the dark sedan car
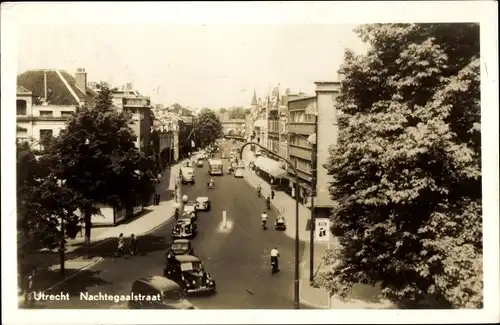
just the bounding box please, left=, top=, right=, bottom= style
left=163, top=255, right=216, bottom=295
left=168, top=239, right=194, bottom=256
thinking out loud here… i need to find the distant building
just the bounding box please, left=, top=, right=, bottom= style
left=111, top=88, right=152, bottom=153
left=286, top=76, right=342, bottom=218
left=222, top=119, right=246, bottom=139
left=16, top=68, right=98, bottom=149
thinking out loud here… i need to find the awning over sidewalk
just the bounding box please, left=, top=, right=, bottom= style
left=254, top=156, right=287, bottom=178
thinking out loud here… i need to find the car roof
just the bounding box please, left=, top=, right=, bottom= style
left=173, top=239, right=190, bottom=244
left=175, top=255, right=200, bottom=263
left=178, top=218, right=192, bottom=223
left=135, top=276, right=181, bottom=291
left=196, top=197, right=209, bottom=201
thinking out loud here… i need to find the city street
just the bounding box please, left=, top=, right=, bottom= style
left=33, top=148, right=308, bottom=309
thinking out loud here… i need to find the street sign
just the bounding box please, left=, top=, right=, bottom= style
left=315, top=219, right=330, bottom=242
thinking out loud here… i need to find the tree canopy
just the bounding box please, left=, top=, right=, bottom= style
left=193, top=108, right=223, bottom=147
left=228, top=107, right=250, bottom=119
left=318, top=23, right=481, bottom=308
left=18, top=82, right=157, bottom=260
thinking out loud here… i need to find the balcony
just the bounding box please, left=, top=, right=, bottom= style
left=288, top=122, right=315, bottom=135
left=288, top=145, right=313, bottom=161
left=123, top=97, right=150, bottom=107
left=287, top=168, right=313, bottom=183
left=16, top=115, right=68, bottom=122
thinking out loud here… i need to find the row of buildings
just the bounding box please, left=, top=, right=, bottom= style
left=225, top=72, right=344, bottom=219
left=16, top=68, right=195, bottom=171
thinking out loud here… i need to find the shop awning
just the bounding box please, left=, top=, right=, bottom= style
left=254, top=156, right=287, bottom=178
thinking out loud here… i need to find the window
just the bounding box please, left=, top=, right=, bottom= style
left=61, top=111, right=73, bottom=117
left=16, top=100, right=27, bottom=115
left=39, top=129, right=54, bottom=149
left=290, top=135, right=312, bottom=148
left=39, top=110, right=53, bottom=117
left=292, top=157, right=312, bottom=173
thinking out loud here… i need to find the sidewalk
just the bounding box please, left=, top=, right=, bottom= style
left=242, top=150, right=313, bottom=242
left=242, top=149, right=393, bottom=309
left=19, top=159, right=187, bottom=305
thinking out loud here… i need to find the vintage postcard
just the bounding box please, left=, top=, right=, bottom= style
left=1, top=1, right=498, bottom=324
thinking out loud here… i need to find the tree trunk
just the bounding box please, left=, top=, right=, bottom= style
left=84, top=209, right=92, bottom=258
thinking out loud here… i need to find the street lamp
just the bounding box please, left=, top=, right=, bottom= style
left=239, top=141, right=301, bottom=309
left=285, top=116, right=318, bottom=283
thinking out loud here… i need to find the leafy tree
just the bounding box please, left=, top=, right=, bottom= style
left=227, top=107, right=251, bottom=119
left=45, top=83, right=156, bottom=252
left=193, top=108, right=223, bottom=147
left=219, top=108, right=227, bottom=113
left=17, top=142, right=81, bottom=275
left=318, top=23, right=481, bottom=308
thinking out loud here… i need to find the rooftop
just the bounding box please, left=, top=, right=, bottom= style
left=17, top=69, right=98, bottom=106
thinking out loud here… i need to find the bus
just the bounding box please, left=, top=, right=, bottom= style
left=208, top=159, right=223, bottom=176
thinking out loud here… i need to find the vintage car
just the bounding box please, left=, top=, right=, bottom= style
left=275, top=215, right=287, bottom=230
left=183, top=201, right=198, bottom=220
left=172, top=218, right=197, bottom=239
left=129, top=276, right=194, bottom=309
left=195, top=197, right=211, bottom=211
left=163, top=255, right=216, bottom=295
left=233, top=167, right=244, bottom=178
left=167, top=239, right=194, bottom=256
left=196, top=159, right=204, bottom=167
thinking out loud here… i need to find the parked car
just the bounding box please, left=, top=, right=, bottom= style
left=167, top=239, right=194, bottom=256
left=163, top=255, right=216, bottom=295
left=195, top=197, right=211, bottom=211
left=181, top=167, right=195, bottom=185
left=172, top=218, right=197, bottom=239
left=129, top=276, right=195, bottom=309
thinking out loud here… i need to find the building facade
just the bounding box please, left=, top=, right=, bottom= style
left=286, top=81, right=341, bottom=218
left=121, top=96, right=152, bottom=153
left=16, top=68, right=97, bottom=149
left=222, top=119, right=246, bottom=139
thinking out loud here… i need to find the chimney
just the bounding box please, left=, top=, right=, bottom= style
left=75, top=68, right=87, bottom=93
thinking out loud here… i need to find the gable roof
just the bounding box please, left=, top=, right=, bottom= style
left=17, top=85, right=32, bottom=94
left=17, top=69, right=97, bottom=106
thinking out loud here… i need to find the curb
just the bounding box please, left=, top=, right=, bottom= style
left=298, top=260, right=330, bottom=309
left=43, top=256, right=104, bottom=293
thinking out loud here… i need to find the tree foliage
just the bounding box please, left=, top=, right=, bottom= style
left=194, top=108, right=223, bottom=147
left=18, top=84, right=155, bottom=253
left=318, top=23, right=482, bottom=308
left=228, top=107, right=250, bottom=119
left=17, top=142, right=81, bottom=273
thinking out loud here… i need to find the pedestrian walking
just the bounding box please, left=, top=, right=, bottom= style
left=116, top=233, right=125, bottom=256
left=271, top=190, right=275, bottom=200
left=129, top=234, right=138, bottom=255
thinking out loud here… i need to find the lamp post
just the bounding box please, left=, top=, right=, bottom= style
left=285, top=117, right=318, bottom=283
left=239, top=141, right=301, bottom=309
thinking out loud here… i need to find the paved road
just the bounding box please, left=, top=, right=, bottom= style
left=33, top=143, right=308, bottom=309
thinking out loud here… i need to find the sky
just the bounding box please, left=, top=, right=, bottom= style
left=18, top=24, right=369, bottom=108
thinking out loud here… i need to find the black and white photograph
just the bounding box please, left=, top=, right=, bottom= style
left=1, top=2, right=498, bottom=324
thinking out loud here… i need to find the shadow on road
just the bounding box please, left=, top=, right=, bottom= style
left=66, top=234, right=169, bottom=258
left=44, top=269, right=111, bottom=296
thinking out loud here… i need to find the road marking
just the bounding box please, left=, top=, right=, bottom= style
left=218, top=220, right=233, bottom=232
